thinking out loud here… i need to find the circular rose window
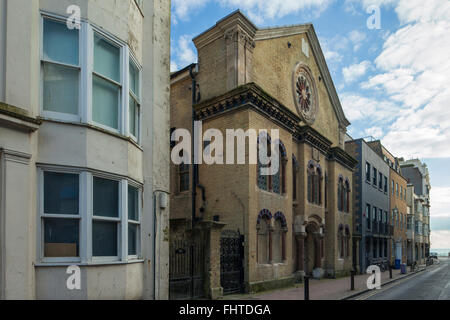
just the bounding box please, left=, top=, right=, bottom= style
left=293, top=64, right=318, bottom=125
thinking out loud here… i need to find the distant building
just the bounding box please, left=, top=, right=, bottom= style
left=400, top=159, right=431, bottom=263
left=368, top=141, right=408, bottom=268
left=345, top=139, right=390, bottom=273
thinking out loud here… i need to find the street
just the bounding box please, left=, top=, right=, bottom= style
left=358, top=258, right=450, bottom=300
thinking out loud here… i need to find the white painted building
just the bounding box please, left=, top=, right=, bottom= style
left=0, top=0, right=170, bottom=299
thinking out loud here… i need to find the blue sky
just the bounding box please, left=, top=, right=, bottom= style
left=170, top=0, right=450, bottom=249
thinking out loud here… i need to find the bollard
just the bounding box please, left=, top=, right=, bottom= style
left=389, top=265, right=393, bottom=279
left=304, top=276, right=310, bottom=301
left=351, top=270, right=355, bottom=291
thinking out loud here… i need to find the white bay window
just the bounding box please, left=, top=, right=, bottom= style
left=41, top=18, right=80, bottom=120
left=38, top=167, right=142, bottom=264
left=40, top=14, right=142, bottom=141
left=92, top=34, right=121, bottom=131
left=129, top=59, right=141, bottom=141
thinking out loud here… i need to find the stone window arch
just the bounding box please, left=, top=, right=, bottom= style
left=273, top=211, right=288, bottom=262
left=257, top=133, right=271, bottom=191
left=292, top=155, right=299, bottom=201
left=344, top=178, right=351, bottom=213
left=338, top=224, right=344, bottom=259
left=338, top=176, right=345, bottom=212
left=345, top=225, right=351, bottom=258
left=316, top=165, right=323, bottom=205
left=272, top=140, right=287, bottom=195
left=308, top=162, right=322, bottom=205
left=257, top=209, right=272, bottom=264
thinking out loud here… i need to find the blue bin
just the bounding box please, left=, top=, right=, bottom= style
left=395, top=259, right=401, bottom=269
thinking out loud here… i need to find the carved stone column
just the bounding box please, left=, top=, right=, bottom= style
left=313, top=233, right=324, bottom=279
left=314, top=234, right=322, bottom=269
left=268, top=225, right=274, bottom=263
left=295, top=232, right=306, bottom=282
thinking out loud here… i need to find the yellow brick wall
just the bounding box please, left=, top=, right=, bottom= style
left=252, top=34, right=341, bottom=147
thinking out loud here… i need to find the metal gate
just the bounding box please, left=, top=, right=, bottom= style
left=169, top=235, right=205, bottom=300
left=220, top=230, right=244, bottom=295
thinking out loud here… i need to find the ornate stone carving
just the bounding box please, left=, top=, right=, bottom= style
left=292, top=63, right=318, bottom=125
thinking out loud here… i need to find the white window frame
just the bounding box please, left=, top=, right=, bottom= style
left=40, top=14, right=83, bottom=123
left=39, top=12, right=143, bottom=145
left=127, top=182, right=142, bottom=260
left=128, top=53, right=142, bottom=143
left=37, top=167, right=83, bottom=264
left=90, top=28, right=125, bottom=135
left=91, top=173, right=123, bottom=263
left=37, top=166, right=143, bottom=265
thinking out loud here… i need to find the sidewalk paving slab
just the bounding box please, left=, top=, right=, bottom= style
left=223, top=265, right=432, bottom=301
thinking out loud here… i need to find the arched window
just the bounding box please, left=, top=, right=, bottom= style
left=345, top=226, right=350, bottom=258
left=338, top=177, right=344, bottom=212
left=307, top=162, right=315, bottom=203
left=292, top=155, right=299, bottom=201
left=338, top=224, right=344, bottom=258
left=316, top=167, right=322, bottom=205
left=258, top=136, right=288, bottom=195
left=345, top=179, right=351, bottom=213
left=273, top=212, right=287, bottom=262
left=257, top=210, right=272, bottom=264
left=257, top=134, right=271, bottom=191
left=308, top=162, right=322, bottom=205
left=272, top=141, right=287, bottom=195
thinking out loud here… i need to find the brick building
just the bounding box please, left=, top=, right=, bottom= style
left=169, top=11, right=356, bottom=299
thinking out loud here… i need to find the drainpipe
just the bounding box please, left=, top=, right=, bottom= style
left=189, top=64, right=206, bottom=227
left=189, top=65, right=198, bottom=230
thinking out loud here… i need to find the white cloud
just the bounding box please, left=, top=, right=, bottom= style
left=173, top=0, right=336, bottom=24
left=365, top=126, right=383, bottom=139
left=171, top=35, right=197, bottom=71
left=348, top=30, right=367, bottom=51
left=431, top=187, right=450, bottom=218
left=431, top=230, right=450, bottom=249
left=172, top=0, right=210, bottom=23
left=345, top=0, right=398, bottom=10
left=342, top=60, right=371, bottom=83
left=347, top=0, right=450, bottom=159
left=395, top=0, right=450, bottom=24
left=340, top=93, right=402, bottom=123
left=170, top=61, right=179, bottom=73
left=216, top=0, right=335, bottom=23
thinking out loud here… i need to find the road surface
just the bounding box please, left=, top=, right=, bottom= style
left=359, top=258, right=450, bottom=300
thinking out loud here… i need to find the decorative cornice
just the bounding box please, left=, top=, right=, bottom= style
left=194, top=82, right=300, bottom=132
left=194, top=82, right=343, bottom=157
left=293, top=125, right=332, bottom=155
left=328, top=146, right=358, bottom=170
left=193, top=10, right=257, bottom=50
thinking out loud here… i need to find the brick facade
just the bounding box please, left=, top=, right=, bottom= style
left=169, top=11, right=356, bottom=298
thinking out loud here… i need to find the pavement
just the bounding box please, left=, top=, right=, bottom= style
left=356, top=258, right=450, bottom=300
left=224, top=262, right=437, bottom=300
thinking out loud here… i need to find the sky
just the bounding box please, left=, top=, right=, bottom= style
left=170, top=0, right=450, bottom=249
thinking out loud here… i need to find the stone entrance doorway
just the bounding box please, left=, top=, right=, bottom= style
left=295, top=222, right=323, bottom=280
